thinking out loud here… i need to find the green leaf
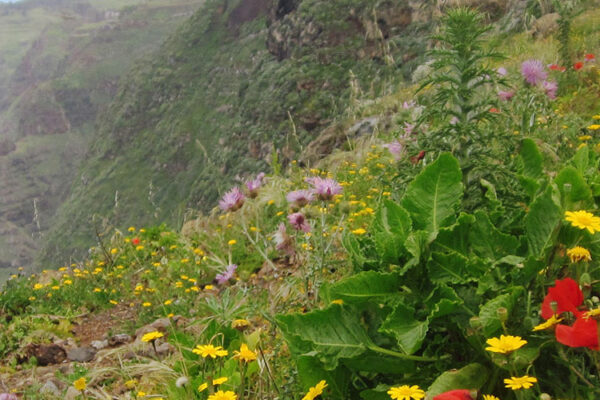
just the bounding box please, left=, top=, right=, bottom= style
left=342, top=232, right=378, bottom=270
left=571, top=144, right=590, bottom=175
left=424, top=285, right=463, bottom=319
left=525, top=186, right=562, bottom=258
left=276, top=305, right=372, bottom=369
left=427, top=251, right=487, bottom=284
left=371, top=200, right=412, bottom=264
left=403, top=230, right=431, bottom=270
left=520, top=138, right=543, bottom=179
left=360, top=385, right=394, bottom=400
left=426, top=363, right=489, bottom=399
left=434, top=213, right=476, bottom=256
left=469, top=210, right=519, bottom=261
left=555, top=166, right=592, bottom=207
left=401, top=153, right=463, bottom=235
left=321, top=271, right=402, bottom=305
left=379, top=303, right=428, bottom=355
left=343, top=352, right=415, bottom=374
left=297, top=356, right=351, bottom=400
left=478, top=287, right=525, bottom=336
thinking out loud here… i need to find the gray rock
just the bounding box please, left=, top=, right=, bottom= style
left=91, top=339, right=109, bottom=350
left=65, top=386, right=81, bottom=400
left=155, top=342, right=175, bottom=356
left=348, top=117, right=379, bottom=138
left=108, top=334, right=132, bottom=347
left=66, top=347, right=96, bottom=363
left=40, top=380, right=60, bottom=396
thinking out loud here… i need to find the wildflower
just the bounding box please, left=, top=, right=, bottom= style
left=521, top=60, right=547, bottom=85
left=215, top=264, right=237, bottom=285
left=233, top=343, right=257, bottom=362
left=433, top=389, right=475, bottom=400
left=0, top=394, right=18, bottom=400
left=212, top=377, right=228, bottom=385
left=574, top=61, right=584, bottom=70
left=246, top=172, right=265, bottom=198
left=352, top=228, right=367, bottom=235
left=387, top=385, right=425, bottom=400
left=585, top=53, right=595, bottom=61
left=33, top=283, right=43, bottom=290
left=504, top=375, right=537, bottom=390
left=198, top=383, right=208, bottom=392
left=208, top=391, right=237, bottom=400
left=192, top=344, right=228, bottom=358
left=410, top=150, right=426, bottom=164
left=588, top=124, right=600, bottom=130
left=485, top=335, right=527, bottom=354
left=232, top=319, right=250, bottom=329
left=541, top=278, right=584, bottom=319
left=176, top=377, right=189, bottom=388
left=132, top=237, right=140, bottom=245
left=498, top=90, right=515, bottom=101
left=306, top=177, right=342, bottom=200
left=532, top=314, right=563, bottom=331
left=142, top=302, right=151, bottom=307
left=141, top=331, right=164, bottom=342
left=548, top=63, right=565, bottom=71
left=567, top=246, right=591, bottom=262
left=287, top=189, right=314, bottom=207
left=565, top=210, right=600, bottom=234
left=302, top=380, right=328, bottom=400
left=403, top=122, right=416, bottom=136
left=331, top=299, right=344, bottom=305
left=555, top=317, right=599, bottom=349
left=579, top=135, right=592, bottom=141
left=288, top=212, right=311, bottom=232
left=219, top=187, right=245, bottom=212
left=73, top=377, right=87, bottom=391
left=383, top=141, right=403, bottom=161
left=482, top=396, right=500, bottom=400
left=543, top=80, right=558, bottom=99
left=584, top=308, right=600, bottom=320
left=496, top=66, right=507, bottom=76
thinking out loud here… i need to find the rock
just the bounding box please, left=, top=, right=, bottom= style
left=23, top=344, right=67, bottom=366
left=91, top=339, right=109, bottom=350
left=348, top=117, right=380, bottom=138
left=108, top=334, right=132, bottom=347
left=39, top=380, right=60, bottom=396
left=59, top=364, right=74, bottom=375
left=155, top=342, right=175, bottom=356
left=65, top=386, right=81, bottom=400
left=66, top=347, right=96, bottom=363
left=134, top=317, right=175, bottom=342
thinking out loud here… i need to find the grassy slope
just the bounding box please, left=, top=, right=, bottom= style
left=40, top=0, right=430, bottom=266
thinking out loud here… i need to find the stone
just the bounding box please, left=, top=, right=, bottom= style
left=155, top=342, right=175, bottom=356
left=65, top=386, right=81, bottom=400
left=91, top=339, right=109, bottom=350
left=66, top=347, right=96, bottom=363
left=39, top=380, right=60, bottom=396
left=23, top=344, right=66, bottom=366
left=108, top=334, right=132, bottom=347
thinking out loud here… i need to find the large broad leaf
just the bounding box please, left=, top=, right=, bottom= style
left=360, top=385, right=394, bottom=400
left=570, top=144, right=590, bottom=175
left=427, top=251, right=487, bottom=284
left=520, top=138, right=543, bottom=179
left=371, top=200, right=412, bottom=264
left=478, top=287, right=525, bottom=336
left=297, top=356, right=351, bottom=400
left=525, top=186, right=562, bottom=258
left=342, top=232, right=378, bottom=270
left=554, top=166, right=592, bottom=207
left=321, top=271, right=402, bottom=305
left=379, top=303, right=428, bottom=355
left=276, top=305, right=372, bottom=369
left=424, top=285, right=463, bottom=319
left=469, top=210, right=519, bottom=261
left=343, top=352, right=415, bottom=374
left=434, top=213, right=475, bottom=256
left=425, top=363, right=489, bottom=399
left=403, top=230, right=430, bottom=271
left=401, top=153, right=463, bottom=235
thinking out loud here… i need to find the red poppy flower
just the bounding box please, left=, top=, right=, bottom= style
left=585, top=54, right=595, bottom=61
left=489, top=107, right=500, bottom=113
left=410, top=150, right=426, bottom=164
left=548, top=64, right=566, bottom=72
left=541, top=278, right=584, bottom=319
left=574, top=61, right=584, bottom=70
left=433, top=389, right=474, bottom=400
left=132, top=237, right=140, bottom=246
left=555, top=317, right=599, bottom=350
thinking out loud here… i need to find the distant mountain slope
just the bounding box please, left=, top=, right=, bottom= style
left=39, top=0, right=434, bottom=265
left=0, top=0, right=205, bottom=276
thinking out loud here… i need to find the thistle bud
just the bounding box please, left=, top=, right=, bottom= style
left=497, top=307, right=508, bottom=324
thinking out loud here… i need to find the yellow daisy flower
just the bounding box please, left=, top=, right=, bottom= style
left=566, top=246, right=591, bottom=262
left=504, top=375, right=537, bottom=390
left=208, top=391, right=237, bottom=400
left=532, top=314, right=563, bottom=331
left=198, top=383, right=208, bottom=392
left=387, top=385, right=425, bottom=400
left=233, top=343, right=257, bottom=363
left=212, top=377, right=228, bottom=385
left=73, top=377, right=87, bottom=391
left=565, top=211, right=600, bottom=234
left=192, top=344, right=228, bottom=358
left=485, top=335, right=527, bottom=354
left=482, top=395, right=500, bottom=400
left=141, top=331, right=164, bottom=342
left=302, top=380, right=328, bottom=400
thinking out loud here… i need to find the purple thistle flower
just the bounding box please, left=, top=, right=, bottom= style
left=543, top=80, right=558, bottom=100
left=382, top=140, right=403, bottom=161
left=521, top=60, right=547, bottom=85
left=286, top=189, right=314, bottom=207
left=306, top=177, right=342, bottom=200
left=498, top=90, right=515, bottom=101
left=288, top=212, right=311, bottom=233
left=219, top=187, right=245, bottom=212
left=403, top=122, right=416, bottom=136
left=402, top=100, right=415, bottom=109
left=215, top=264, right=237, bottom=284
left=0, top=395, right=18, bottom=400
left=246, top=172, right=265, bottom=198
left=496, top=67, right=507, bottom=76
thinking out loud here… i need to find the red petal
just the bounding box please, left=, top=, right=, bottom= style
left=541, top=278, right=583, bottom=319
left=555, top=318, right=599, bottom=350
left=433, top=389, right=474, bottom=400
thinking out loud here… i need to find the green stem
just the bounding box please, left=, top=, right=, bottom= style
left=367, top=344, right=446, bottom=362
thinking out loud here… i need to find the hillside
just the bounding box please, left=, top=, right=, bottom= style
left=0, top=1, right=599, bottom=399
left=0, top=0, right=206, bottom=278
left=38, top=0, right=440, bottom=266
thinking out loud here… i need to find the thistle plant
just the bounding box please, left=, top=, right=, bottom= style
left=417, top=8, right=505, bottom=166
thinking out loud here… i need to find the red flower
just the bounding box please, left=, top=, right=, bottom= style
left=585, top=53, right=595, bottom=61
left=489, top=107, right=500, bottom=113
left=548, top=64, right=566, bottom=72
left=574, top=61, right=584, bottom=70
left=132, top=237, right=140, bottom=246
left=433, top=389, right=474, bottom=400
left=555, top=317, right=599, bottom=350
left=410, top=150, right=426, bottom=164
left=541, top=278, right=584, bottom=319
